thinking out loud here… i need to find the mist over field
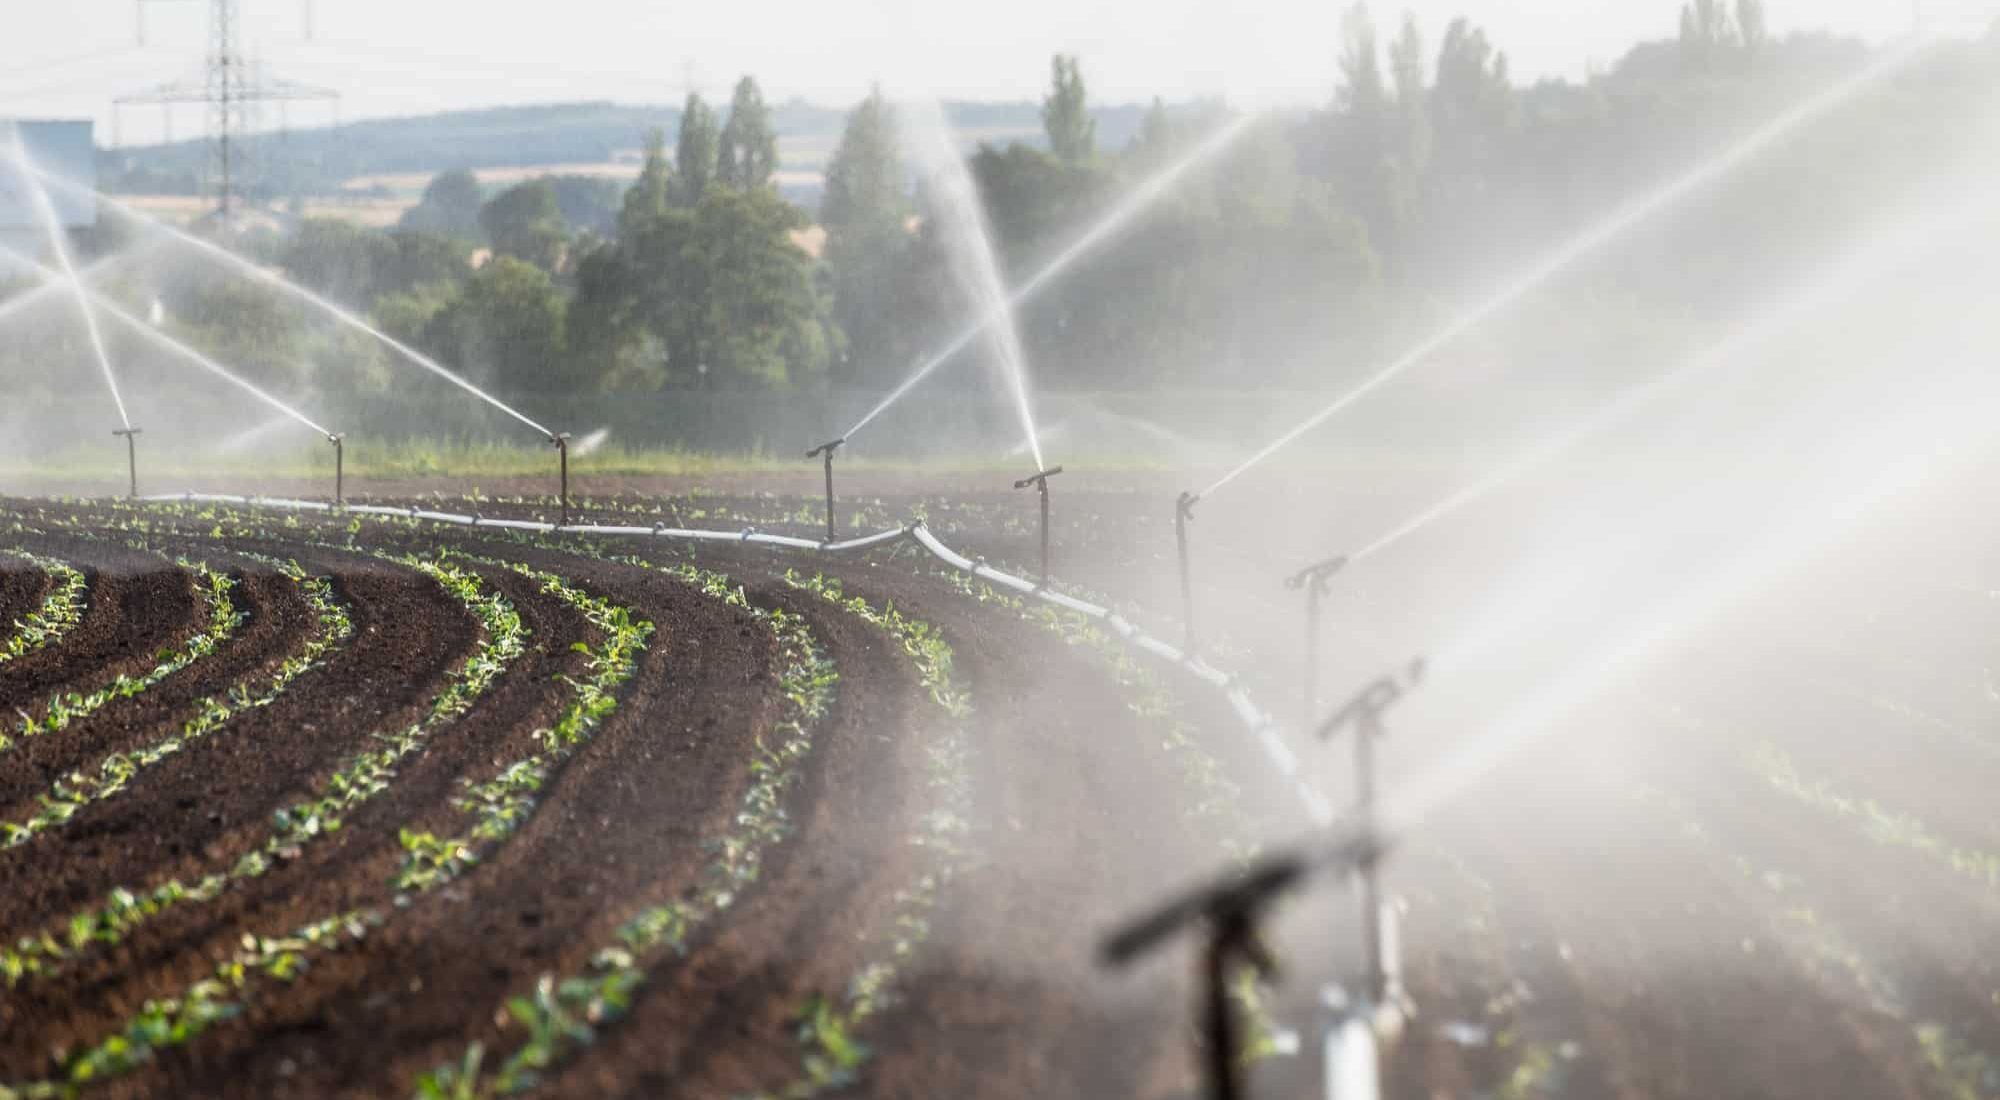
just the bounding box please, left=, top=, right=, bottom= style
left=4, top=2, right=2000, bottom=1098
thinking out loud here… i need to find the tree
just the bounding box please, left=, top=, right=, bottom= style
left=1736, top=0, right=1768, bottom=55
left=379, top=230, right=471, bottom=298
left=283, top=218, right=393, bottom=306
left=621, top=128, right=674, bottom=238
left=1679, top=0, right=1739, bottom=69
left=399, top=169, right=485, bottom=240
left=718, top=76, right=780, bottom=190
left=1042, top=55, right=1096, bottom=164
left=422, top=256, right=568, bottom=391
left=479, top=180, right=567, bottom=271
left=546, top=176, right=624, bottom=236
left=821, top=88, right=917, bottom=384
left=617, top=188, right=830, bottom=389
left=673, top=93, right=720, bottom=206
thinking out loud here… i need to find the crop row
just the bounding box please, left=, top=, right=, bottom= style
left=417, top=562, right=838, bottom=1098
left=734, top=570, right=976, bottom=1100
left=0, top=553, right=521, bottom=992
left=0, top=550, right=87, bottom=664
left=4, top=555, right=353, bottom=849
left=1629, top=780, right=1997, bottom=1099
left=393, top=553, right=653, bottom=894
left=4, top=550, right=241, bottom=755
left=0, top=552, right=616, bottom=1094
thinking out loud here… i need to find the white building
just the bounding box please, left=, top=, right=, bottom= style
left=0, top=119, right=98, bottom=278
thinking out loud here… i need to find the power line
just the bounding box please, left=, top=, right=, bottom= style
left=115, top=0, right=337, bottom=219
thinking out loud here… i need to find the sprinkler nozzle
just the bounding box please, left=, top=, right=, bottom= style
left=807, top=437, right=845, bottom=459
left=550, top=431, right=571, bottom=447
left=326, top=431, right=344, bottom=445
left=112, top=427, right=143, bottom=438
left=1316, top=659, right=1426, bottom=743
left=1013, top=466, right=1064, bottom=491
left=1176, top=490, right=1198, bottom=519
left=1285, top=555, right=1349, bottom=591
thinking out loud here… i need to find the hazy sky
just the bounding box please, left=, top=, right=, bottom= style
left=1, top=0, right=1988, bottom=145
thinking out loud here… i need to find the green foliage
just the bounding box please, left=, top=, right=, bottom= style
left=673, top=93, right=721, bottom=207
left=480, top=181, right=568, bottom=271
left=821, top=88, right=917, bottom=386
left=1042, top=54, right=1096, bottom=165
left=719, top=76, right=781, bottom=191
left=401, top=168, right=487, bottom=240
left=421, top=257, right=569, bottom=392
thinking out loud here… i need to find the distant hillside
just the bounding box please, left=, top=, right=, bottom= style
left=98, top=99, right=1154, bottom=207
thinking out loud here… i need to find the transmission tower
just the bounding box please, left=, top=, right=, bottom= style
left=115, top=0, right=337, bottom=220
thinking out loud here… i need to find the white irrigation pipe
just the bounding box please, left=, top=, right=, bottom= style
left=146, top=490, right=1333, bottom=826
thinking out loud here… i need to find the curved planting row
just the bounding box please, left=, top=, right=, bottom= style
left=2, top=552, right=237, bottom=757
left=3, top=554, right=352, bottom=850
left=0, top=551, right=518, bottom=994
left=0, top=496, right=1298, bottom=1100
left=0, top=551, right=86, bottom=665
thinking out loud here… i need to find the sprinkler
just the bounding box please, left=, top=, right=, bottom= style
left=1286, top=555, right=1349, bottom=733
left=327, top=433, right=344, bottom=508
left=1176, top=491, right=1199, bottom=652
left=550, top=432, right=572, bottom=527
left=806, top=437, right=845, bottom=543
left=111, top=427, right=142, bottom=499
left=1012, top=466, right=1064, bottom=588
left=1316, top=659, right=1424, bottom=1010
left=1102, top=830, right=1390, bottom=1100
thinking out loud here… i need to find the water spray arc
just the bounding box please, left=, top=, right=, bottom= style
left=4, top=129, right=132, bottom=432
left=1287, top=556, right=1349, bottom=734
left=842, top=113, right=1260, bottom=445
left=806, top=437, right=845, bottom=542
left=1013, top=466, right=1064, bottom=588
left=19, top=165, right=559, bottom=442
left=1196, top=38, right=1936, bottom=503
left=0, top=241, right=338, bottom=440
left=899, top=97, right=1048, bottom=470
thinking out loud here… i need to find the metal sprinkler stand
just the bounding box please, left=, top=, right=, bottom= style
left=1286, top=555, right=1349, bottom=733
left=1316, top=660, right=1424, bottom=1010
left=806, top=437, right=845, bottom=543
left=327, top=433, right=345, bottom=508
left=1102, top=832, right=1390, bottom=1100
left=550, top=432, right=572, bottom=527
left=1176, top=491, right=1199, bottom=652
left=111, top=427, right=143, bottom=499
left=1013, top=466, right=1065, bottom=588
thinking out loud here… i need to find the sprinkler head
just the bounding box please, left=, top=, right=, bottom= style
left=1013, top=466, right=1065, bottom=491
left=807, top=437, right=845, bottom=459
left=1316, top=660, right=1425, bottom=742
left=1286, top=555, right=1349, bottom=591
left=550, top=431, right=572, bottom=448
left=1176, top=490, right=1199, bottom=519
left=326, top=432, right=344, bottom=445
left=112, top=427, right=143, bottom=438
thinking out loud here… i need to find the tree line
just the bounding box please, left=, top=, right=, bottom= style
left=25, top=2, right=1993, bottom=411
